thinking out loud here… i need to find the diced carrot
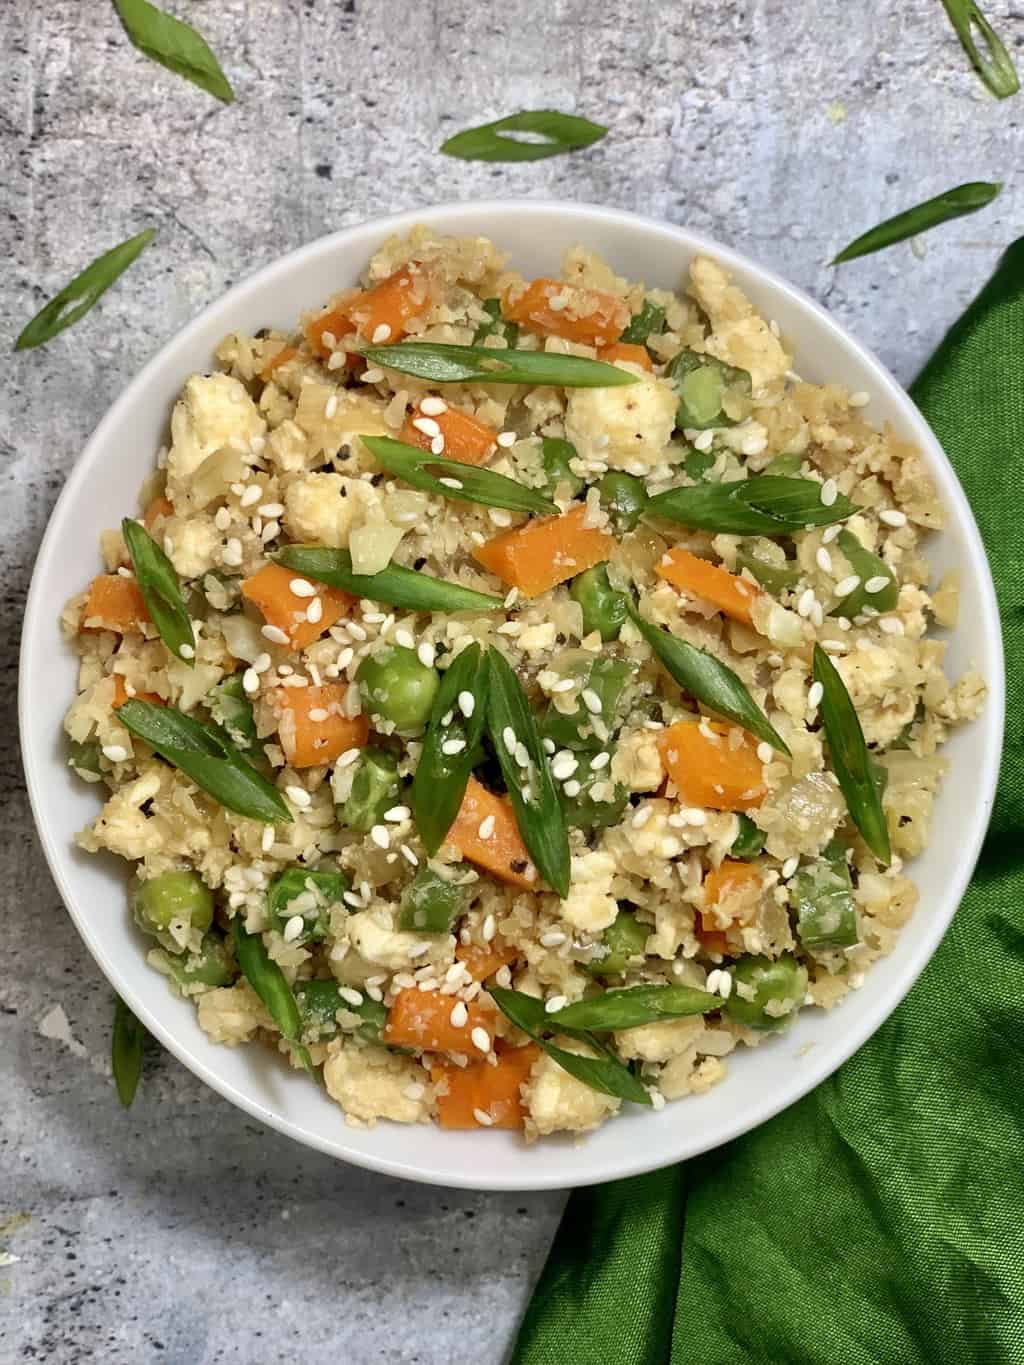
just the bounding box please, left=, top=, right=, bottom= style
left=704, top=859, right=762, bottom=907
left=81, top=575, right=150, bottom=632
left=112, top=675, right=164, bottom=709
left=259, top=345, right=299, bottom=382
left=658, top=720, right=767, bottom=811
left=502, top=278, right=630, bottom=347
left=305, top=302, right=358, bottom=359
left=241, top=563, right=355, bottom=651
left=656, top=548, right=762, bottom=627
left=142, top=496, right=174, bottom=531
left=694, top=913, right=729, bottom=956
left=456, top=938, right=518, bottom=982
left=274, top=682, right=368, bottom=769
left=598, top=341, right=654, bottom=372
left=472, top=504, right=614, bottom=598
left=448, top=777, right=538, bottom=889
left=384, top=987, right=495, bottom=1055
left=431, top=1044, right=540, bottom=1129
left=399, top=403, right=497, bottom=466
left=348, top=267, right=430, bottom=344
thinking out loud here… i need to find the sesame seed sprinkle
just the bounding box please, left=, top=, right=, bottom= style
left=590, top=751, right=610, bottom=770
left=413, top=416, right=441, bottom=438
left=306, top=597, right=323, bottom=623
left=337, top=747, right=361, bottom=768
left=457, top=690, right=475, bottom=718
left=370, top=824, right=390, bottom=849
left=471, top=1026, right=491, bottom=1053
left=371, top=323, right=392, bottom=344
left=562, top=780, right=581, bottom=798
left=102, top=744, right=129, bottom=763
left=807, top=681, right=824, bottom=709
left=544, top=996, right=567, bottom=1015
left=816, top=547, right=833, bottom=574
left=290, top=578, right=316, bottom=598
left=261, top=624, right=290, bottom=645
left=782, top=856, right=799, bottom=879
left=417, top=641, right=436, bottom=667
left=582, top=688, right=603, bottom=715
left=473, top=1107, right=495, bottom=1126
left=539, top=930, right=567, bottom=948
left=420, top=396, right=448, bottom=416
left=441, top=738, right=467, bottom=756
left=478, top=815, right=496, bottom=840
left=864, top=575, right=890, bottom=594
left=285, top=785, right=311, bottom=809
left=820, top=479, right=839, bottom=507
left=496, top=431, right=516, bottom=448
left=394, top=627, right=415, bottom=649
left=880, top=509, right=907, bottom=528
left=384, top=805, right=410, bottom=822
left=449, top=1001, right=469, bottom=1028
left=439, top=476, right=463, bottom=490
left=282, top=915, right=305, bottom=943
left=835, top=575, right=860, bottom=598
left=822, top=524, right=841, bottom=544
left=400, top=844, right=419, bottom=866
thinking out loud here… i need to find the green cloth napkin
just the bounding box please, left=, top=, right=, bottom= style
left=513, top=242, right=1023, bottom=1365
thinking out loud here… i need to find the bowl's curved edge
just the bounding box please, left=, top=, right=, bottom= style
left=19, top=199, right=1006, bottom=1191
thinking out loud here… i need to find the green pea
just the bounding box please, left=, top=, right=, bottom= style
left=397, top=865, right=467, bottom=933
left=560, top=753, right=628, bottom=833
left=540, top=437, right=584, bottom=498
left=619, top=299, right=666, bottom=346
left=583, top=911, right=649, bottom=977
left=731, top=814, right=765, bottom=860
left=68, top=738, right=102, bottom=777
left=295, top=979, right=388, bottom=1045
left=267, top=865, right=350, bottom=943
left=667, top=350, right=752, bottom=430
left=725, top=953, right=809, bottom=1031
left=207, top=673, right=258, bottom=750
left=151, top=935, right=235, bottom=991
left=472, top=298, right=519, bottom=349
left=339, top=747, right=401, bottom=833
left=357, top=647, right=440, bottom=733
left=597, top=471, right=646, bottom=533
left=542, top=657, right=632, bottom=753
left=135, top=870, right=214, bottom=939
left=570, top=564, right=627, bottom=642
left=793, top=841, right=858, bottom=950
left=735, top=538, right=800, bottom=595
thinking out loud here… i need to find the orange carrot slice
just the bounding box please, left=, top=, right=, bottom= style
left=502, top=278, right=630, bottom=347
left=305, top=302, right=358, bottom=359
left=348, top=267, right=430, bottom=344
left=431, top=1043, right=540, bottom=1129
left=456, top=938, right=517, bottom=982
left=274, top=682, right=368, bottom=769
left=694, top=913, right=730, bottom=956
left=598, top=341, right=654, bottom=371
left=447, top=777, right=538, bottom=889
left=142, top=496, right=174, bottom=531
left=656, top=548, right=762, bottom=627
left=81, top=575, right=150, bottom=632
left=259, top=344, right=299, bottom=381
left=658, top=720, right=766, bottom=811
left=399, top=403, right=497, bottom=466
left=241, top=563, right=354, bottom=651
left=384, top=987, right=495, bottom=1054
left=112, top=675, right=164, bottom=709
left=704, top=859, right=762, bottom=908
left=471, top=504, right=613, bottom=598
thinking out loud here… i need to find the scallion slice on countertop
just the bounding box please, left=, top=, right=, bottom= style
left=14, top=229, right=156, bottom=351
left=117, top=700, right=293, bottom=824
left=485, top=649, right=570, bottom=898
left=412, top=643, right=490, bottom=856
left=113, top=0, right=234, bottom=103
left=812, top=644, right=891, bottom=865
left=545, top=984, right=720, bottom=1031
left=232, top=920, right=313, bottom=1073
left=646, top=476, right=856, bottom=535
left=940, top=0, right=1019, bottom=99
left=361, top=436, right=557, bottom=516
left=626, top=603, right=790, bottom=755
left=440, top=110, right=607, bottom=162
left=112, top=996, right=146, bottom=1108
left=276, top=546, right=503, bottom=613
left=831, top=182, right=1002, bottom=265
left=489, top=988, right=652, bottom=1105
left=357, top=342, right=638, bottom=389
left=121, top=517, right=195, bottom=665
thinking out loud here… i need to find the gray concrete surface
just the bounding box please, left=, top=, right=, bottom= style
left=2, top=0, right=1021, bottom=1360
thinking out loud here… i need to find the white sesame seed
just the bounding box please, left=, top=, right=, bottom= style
left=582, top=688, right=603, bottom=715
left=430, top=434, right=446, bottom=455
left=394, top=628, right=415, bottom=649
left=413, top=416, right=441, bottom=438
left=102, top=744, right=129, bottom=763
left=338, top=986, right=364, bottom=1007
left=822, top=524, right=841, bottom=544
left=544, top=996, right=568, bottom=1015
left=214, top=507, right=232, bottom=531
left=542, top=737, right=556, bottom=754
left=261, top=624, right=290, bottom=645
left=756, top=741, right=774, bottom=765
left=441, top=710, right=454, bottom=726
left=420, top=396, right=448, bottom=416
left=441, top=738, right=466, bottom=757
left=471, top=1026, right=491, bottom=1053
left=336, top=648, right=354, bottom=670
left=706, top=969, right=722, bottom=995
left=478, top=814, right=496, bottom=840
left=810, top=600, right=824, bottom=627
left=551, top=753, right=579, bottom=781
left=400, top=844, right=418, bottom=866
left=496, top=431, right=516, bottom=448
left=178, top=642, right=195, bottom=660
left=849, top=390, right=870, bottom=407
left=402, top=1083, right=426, bottom=1102
left=337, top=748, right=361, bottom=769
left=502, top=726, right=517, bottom=752
left=782, top=856, right=799, bottom=879
left=370, top=825, right=390, bottom=849
left=590, top=751, right=610, bottom=770
left=342, top=891, right=362, bottom=909
left=797, top=587, right=816, bottom=618
left=880, top=617, right=904, bottom=636
left=438, top=476, right=463, bottom=490
left=717, top=970, right=733, bottom=1000
left=384, top=805, right=410, bottom=822
left=449, top=1002, right=469, bottom=1034
left=324, top=394, right=339, bottom=420
left=258, top=502, right=285, bottom=518
left=365, top=984, right=384, bottom=1002
left=539, top=930, right=567, bottom=948
left=417, top=641, right=435, bottom=668
left=481, top=914, right=497, bottom=945
left=290, top=578, right=316, bottom=598
left=550, top=678, right=576, bottom=694
left=407, top=941, right=433, bottom=960
left=239, top=668, right=259, bottom=698
left=685, top=808, right=707, bottom=827
left=880, top=509, right=907, bottom=528
left=820, top=479, right=838, bottom=507
left=306, top=596, right=323, bottom=624
left=347, top=622, right=368, bottom=641
left=327, top=350, right=346, bottom=370
left=562, top=780, right=581, bottom=798
left=815, top=547, right=833, bottom=574
left=807, top=681, right=824, bottom=709
left=457, top=690, right=475, bottom=718
left=693, top=429, right=715, bottom=453
left=632, top=806, right=653, bottom=829
left=660, top=836, right=682, bottom=858
left=241, top=483, right=262, bottom=508
left=286, top=785, right=311, bottom=809
left=282, top=914, right=305, bottom=943
left=489, top=508, right=512, bottom=527
left=864, top=575, right=890, bottom=595
left=472, top=1107, right=495, bottom=1126
left=371, top=323, right=392, bottom=344
left=514, top=742, right=530, bottom=767
left=221, top=539, right=243, bottom=567
left=835, top=575, right=860, bottom=598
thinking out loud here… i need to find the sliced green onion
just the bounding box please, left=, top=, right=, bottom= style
left=113, top=0, right=234, bottom=102
left=545, top=984, right=719, bottom=1031
left=829, top=529, right=898, bottom=619
left=232, top=920, right=313, bottom=1073
left=361, top=435, right=556, bottom=515
left=620, top=299, right=666, bottom=346
left=412, top=642, right=490, bottom=856
left=626, top=603, right=790, bottom=755
left=940, top=0, right=1019, bottom=98
left=112, top=996, right=146, bottom=1108
left=831, top=182, right=1002, bottom=265
left=813, top=644, right=891, bottom=865
left=121, top=517, right=195, bottom=665
left=473, top=298, right=519, bottom=348
left=647, top=477, right=856, bottom=535
left=358, top=342, right=638, bottom=389
left=276, top=546, right=502, bottom=613
left=440, top=110, right=607, bottom=162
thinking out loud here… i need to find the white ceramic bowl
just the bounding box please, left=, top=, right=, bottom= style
left=20, top=201, right=1004, bottom=1191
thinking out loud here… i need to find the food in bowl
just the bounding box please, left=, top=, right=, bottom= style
left=61, top=227, right=985, bottom=1139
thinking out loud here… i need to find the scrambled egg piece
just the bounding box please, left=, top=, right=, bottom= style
left=323, top=1042, right=432, bottom=1125
left=688, top=256, right=789, bottom=390
left=524, top=1042, right=621, bottom=1136
left=559, top=850, right=618, bottom=933
left=283, top=472, right=384, bottom=548
left=564, top=374, right=676, bottom=471
left=167, top=374, right=266, bottom=506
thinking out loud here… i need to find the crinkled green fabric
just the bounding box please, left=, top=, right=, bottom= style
left=513, top=242, right=1023, bottom=1365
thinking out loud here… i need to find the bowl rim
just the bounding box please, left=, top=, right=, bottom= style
left=20, top=198, right=1005, bottom=1190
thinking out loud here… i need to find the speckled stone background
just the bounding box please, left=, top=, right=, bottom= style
left=2, top=1, right=1021, bottom=1360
